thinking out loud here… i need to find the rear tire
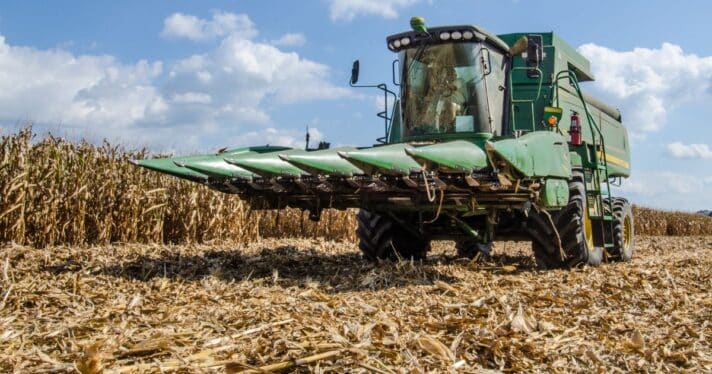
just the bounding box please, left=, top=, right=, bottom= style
left=604, top=197, right=634, bottom=261
left=528, top=170, right=603, bottom=268
left=356, top=209, right=430, bottom=261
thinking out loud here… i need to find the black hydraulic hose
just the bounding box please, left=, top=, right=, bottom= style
left=502, top=58, right=513, bottom=136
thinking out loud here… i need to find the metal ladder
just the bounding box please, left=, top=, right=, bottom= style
left=508, top=67, right=544, bottom=132
left=552, top=71, right=615, bottom=250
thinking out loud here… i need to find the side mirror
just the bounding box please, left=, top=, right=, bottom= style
left=525, top=35, right=543, bottom=78
left=350, top=60, right=360, bottom=85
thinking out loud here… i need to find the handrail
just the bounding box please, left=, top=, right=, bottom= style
left=551, top=70, right=613, bottom=220
left=508, top=67, right=543, bottom=131
left=350, top=80, right=397, bottom=144
left=551, top=70, right=606, bottom=168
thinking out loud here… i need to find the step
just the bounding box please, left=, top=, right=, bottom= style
left=590, top=214, right=614, bottom=221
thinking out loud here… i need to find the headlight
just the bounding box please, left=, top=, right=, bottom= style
left=388, top=42, right=395, bottom=50
left=451, top=31, right=462, bottom=40
left=400, top=37, right=411, bottom=46
left=439, top=32, right=450, bottom=41
left=393, top=39, right=401, bottom=48
left=463, top=31, right=474, bottom=40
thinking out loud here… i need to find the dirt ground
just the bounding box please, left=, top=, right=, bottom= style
left=1, top=236, right=710, bottom=373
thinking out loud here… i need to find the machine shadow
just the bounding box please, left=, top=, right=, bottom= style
left=44, top=244, right=539, bottom=293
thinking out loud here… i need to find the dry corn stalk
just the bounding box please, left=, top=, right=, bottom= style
left=0, top=127, right=357, bottom=247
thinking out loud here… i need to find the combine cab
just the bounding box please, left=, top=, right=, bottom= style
left=133, top=18, right=634, bottom=268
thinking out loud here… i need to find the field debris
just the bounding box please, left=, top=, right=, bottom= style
left=0, top=236, right=710, bottom=372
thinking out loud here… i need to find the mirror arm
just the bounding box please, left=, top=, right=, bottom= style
left=348, top=60, right=398, bottom=143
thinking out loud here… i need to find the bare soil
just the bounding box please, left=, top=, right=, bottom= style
left=1, top=236, right=710, bottom=372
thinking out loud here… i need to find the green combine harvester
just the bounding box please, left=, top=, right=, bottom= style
left=133, top=18, right=634, bottom=268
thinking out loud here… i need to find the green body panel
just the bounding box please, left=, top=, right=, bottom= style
left=281, top=147, right=364, bottom=177
left=541, top=178, right=569, bottom=208
left=496, top=32, right=630, bottom=178
left=136, top=145, right=292, bottom=181
left=339, top=143, right=421, bottom=176
left=569, top=152, right=583, bottom=168
left=405, top=140, right=488, bottom=172
left=225, top=149, right=309, bottom=177
left=556, top=86, right=630, bottom=177
left=387, top=100, right=402, bottom=144
left=179, top=146, right=288, bottom=179
left=486, top=132, right=572, bottom=179
left=182, top=158, right=255, bottom=179
left=132, top=156, right=211, bottom=182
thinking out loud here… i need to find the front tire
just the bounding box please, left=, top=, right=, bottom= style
left=356, top=209, right=430, bottom=261
left=528, top=170, right=603, bottom=268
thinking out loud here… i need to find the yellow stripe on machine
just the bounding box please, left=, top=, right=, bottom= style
left=597, top=150, right=629, bottom=169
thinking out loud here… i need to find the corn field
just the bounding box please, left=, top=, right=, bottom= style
left=0, top=127, right=710, bottom=247
left=0, top=128, right=355, bottom=247
left=633, top=206, right=712, bottom=236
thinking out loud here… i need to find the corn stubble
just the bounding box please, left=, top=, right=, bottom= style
left=0, top=236, right=710, bottom=372
left=1, top=128, right=710, bottom=248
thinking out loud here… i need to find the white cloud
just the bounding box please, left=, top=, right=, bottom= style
left=666, top=142, right=712, bottom=160
left=327, top=0, right=420, bottom=21
left=0, top=35, right=164, bottom=130
left=0, top=12, right=350, bottom=150
left=578, top=43, right=712, bottom=133
left=620, top=171, right=703, bottom=197
left=164, top=32, right=349, bottom=125
left=161, top=11, right=257, bottom=41
left=270, top=33, right=306, bottom=47
left=237, top=126, right=322, bottom=148
left=616, top=170, right=711, bottom=211
left=172, top=92, right=212, bottom=104
left=307, top=127, right=324, bottom=143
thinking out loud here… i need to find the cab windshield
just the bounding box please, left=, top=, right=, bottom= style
left=401, top=42, right=506, bottom=137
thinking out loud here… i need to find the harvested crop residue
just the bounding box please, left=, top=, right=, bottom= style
left=1, top=236, right=710, bottom=372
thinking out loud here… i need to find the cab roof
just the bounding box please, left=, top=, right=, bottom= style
left=386, top=25, right=510, bottom=54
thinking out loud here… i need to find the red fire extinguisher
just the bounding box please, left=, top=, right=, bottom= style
left=569, top=111, right=582, bottom=146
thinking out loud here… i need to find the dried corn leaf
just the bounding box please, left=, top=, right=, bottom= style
left=76, top=342, right=104, bottom=374
left=417, top=335, right=455, bottom=362
left=510, top=304, right=536, bottom=334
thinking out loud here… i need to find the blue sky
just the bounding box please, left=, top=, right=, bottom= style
left=0, top=0, right=710, bottom=211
